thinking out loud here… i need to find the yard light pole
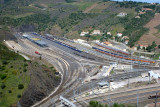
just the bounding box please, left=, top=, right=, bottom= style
left=139, top=52, right=140, bottom=69
left=128, top=71, right=130, bottom=88
left=137, top=94, right=139, bottom=107
left=128, top=51, right=133, bottom=88
left=155, top=92, right=158, bottom=107
left=148, top=72, right=151, bottom=84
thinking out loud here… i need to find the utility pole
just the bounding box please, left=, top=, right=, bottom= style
left=144, top=53, right=146, bottom=70
left=152, top=54, right=154, bottom=70
left=137, top=94, right=139, bottom=107
left=73, top=90, right=76, bottom=98
left=108, top=81, right=110, bottom=91
left=155, top=92, right=158, bottom=107
left=128, top=51, right=133, bottom=88
left=39, top=54, right=42, bottom=60
left=148, top=72, right=151, bottom=84
left=139, top=52, right=140, bottom=69
left=128, top=73, right=130, bottom=88
left=153, top=54, right=155, bottom=70
left=51, top=98, right=55, bottom=107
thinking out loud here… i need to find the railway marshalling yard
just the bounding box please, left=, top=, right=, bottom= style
left=4, top=32, right=160, bottom=107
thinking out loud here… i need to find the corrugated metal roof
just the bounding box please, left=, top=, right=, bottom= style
left=97, top=81, right=109, bottom=86
left=23, top=34, right=32, bottom=38
left=35, top=40, right=47, bottom=45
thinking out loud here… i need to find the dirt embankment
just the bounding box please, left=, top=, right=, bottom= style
left=83, top=3, right=98, bottom=13
left=20, top=62, right=61, bottom=107
left=0, top=29, right=16, bottom=42
left=137, top=13, right=160, bottom=46
left=18, top=24, right=36, bottom=32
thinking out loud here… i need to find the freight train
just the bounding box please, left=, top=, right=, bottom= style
left=96, top=43, right=129, bottom=55
left=92, top=47, right=155, bottom=64
left=32, top=32, right=155, bottom=64
left=148, top=93, right=160, bottom=99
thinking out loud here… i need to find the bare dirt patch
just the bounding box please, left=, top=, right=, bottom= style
left=0, top=30, right=16, bottom=42
left=137, top=13, right=160, bottom=46
left=50, top=24, right=63, bottom=36
left=89, top=2, right=113, bottom=13
left=83, top=3, right=98, bottom=13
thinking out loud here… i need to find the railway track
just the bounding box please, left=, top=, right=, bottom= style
left=10, top=33, right=159, bottom=107
left=74, top=85, right=160, bottom=106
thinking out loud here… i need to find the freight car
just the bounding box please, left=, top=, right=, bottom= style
left=96, top=43, right=129, bottom=55
left=92, top=47, right=155, bottom=64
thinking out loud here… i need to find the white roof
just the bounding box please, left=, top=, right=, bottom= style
left=149, top=70, right=160, bottom=79
left=97, top=81, right=109, bottom=86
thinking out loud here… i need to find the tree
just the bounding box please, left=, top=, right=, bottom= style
left=87, top=101, right=103, bottom=107
left=146, top=45, right=152, bottom=52
left=85, top=34, right=91, bottom=42
left=158, top=45, right=160, bottom=49
left=17, top=94, right=22, bottom=98
left=23, top=68, right=27, bottom=72
left=103, top=0, right=111, bottom=2
left=18, top=84, right=24, bottom=89
left=100, top=37, right=104, bottom=42
left=151, top=41, right=157, bottom=49
left=105, top=104, right=108, bottom=107
left=143, top=47, right=146, bottom=51
left=137, top=45, right=140, bottom=50
left=115, top=36, right=118, bottom=41
left=8, top=90, right=12, bottom=93
left=2, top=60, right=8, bottom=65
left=135, top=7, right=141, bottom=13
left=40, top=55, right=42, bottom=60
left=0, top=74, right=7, bottom=80
left=1, top=84, right=6, bottom=89
left=87, top=101, right=134, bottom=107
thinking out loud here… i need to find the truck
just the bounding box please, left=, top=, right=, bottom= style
left=35, top=51, right=41, bottom=55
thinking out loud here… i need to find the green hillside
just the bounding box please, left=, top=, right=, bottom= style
left=0, top=0, right=160, bottom=47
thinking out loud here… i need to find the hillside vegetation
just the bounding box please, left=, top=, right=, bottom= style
left=1, top=0, right=160, bottom=47
left=0, top=43, right=61, bottom=107
left=0, top=43, right=30, bottom=107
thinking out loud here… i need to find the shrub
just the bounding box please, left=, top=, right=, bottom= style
left=53, top=69, right=56, bottom=72
left=23, top=69, right=27, bottom=72
left=17, top=94, right=21, bottom=98
left=8, top=90, right=12, bottom=93
left=18, top=84, right=24, bottom=89
left=1, top=84, right=6, bottom=89
left=2, top=61, right=9, bottom=65
left=0, top=74, right=7, bottom=80
left=24, top=63, right=28, bottom=67
left=0, top=66, right=5, bottom=70
left=24, top=59, right=26, bottom=62
left=12, top=71, right=17, bottom=75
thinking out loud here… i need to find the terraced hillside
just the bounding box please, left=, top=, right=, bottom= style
left=0, top=0, right=160, bottom=46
